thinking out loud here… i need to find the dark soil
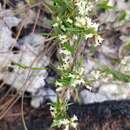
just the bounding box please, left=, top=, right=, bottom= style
left=0, top=100, right=130, bottom=130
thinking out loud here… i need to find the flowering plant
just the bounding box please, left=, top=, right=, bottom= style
left=46, top=0, right=103, bottom=129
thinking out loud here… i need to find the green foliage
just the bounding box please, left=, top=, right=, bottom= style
left=97, top=0, right=113, bottom=11
left=50, top=99, right=76, bottom=129
left=13, top=62, right=47, bottom=70
left=25, top=0, right=36, bottom=5
left=44, top=0, right=103, bottom=129
left=101, top=66, right=130, bottom=82
left=117, top=10, right=128, bottom=22
left=125, top=42, right=130, bottom=51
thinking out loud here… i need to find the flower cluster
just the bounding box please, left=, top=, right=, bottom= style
left=75, top=0, right=103, bottom=46
left=53, top=0, right=103, bottom=91
left=49, top=0, right=103, bottom=129
left=75, top=0, right=93, bottom=16
left=120, top=56, right=130, bottom=74
left=53, top=0, right=103, bottom=46
left=50, top=98, right=78, bottom=130
left=58, top=115, right=78, bottom=130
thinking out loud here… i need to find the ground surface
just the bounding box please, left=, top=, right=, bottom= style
left=1, top=0, right=130, bottom=130
left=1, top=98, right=130, bottom=130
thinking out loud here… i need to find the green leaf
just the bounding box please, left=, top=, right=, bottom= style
left=13, top=62, right=47, bottom=70
left=125, top=42, right=130, bottom=51
left=97, top=0, right=113, bottom=11
left=63, top=44, right=75, bottom=54
left=25, top=0, right=36, bottom=5
left=101, top=66, right=130, bottom=82
left=65, top=27, right=96, bottom=35
left=117, top=10, right=128, bottom=22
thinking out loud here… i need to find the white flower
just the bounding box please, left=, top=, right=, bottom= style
left=59, top=115, right=78, bottom=130
left=53, top=17, right=62, bottom=27
left=58, top=34, right=68, bottom=44
left=71, top=115, right=78, bottom=122
left=64, top=125, right=69, bottom=130
left=53, top=22, right=59, bottom=27
left=58, top=48, right=71, bottom=55
left=56, top=80, right=64, bottom=87
left=75, top=0, right=93, bottom=16
left=60, top=119, right=70, bottom=125
left=102, top=74, right=113, bottom=83
left=61, top=25, right=66, bottom=31
left=62, top=56, right=73, bottom=65
left=95, top=35, right=103, bottom=46
left=86, top=17, right=99, bottom=31
left=121, top=57, right=128, bottom=65
left=56, top=17, right=62, bottom=24
left=56, top=86, right=63, bottom=92
left=91, top=70, right=101, bottom=80
left=75, top=16, right=86, bottom=27
left=66, top=18, right=73, bottom=24
left=70, top=115, right=78, bottom=128
left=73, top=35, right=78, bottom=40
left=84, top=33, right=93, bottom=39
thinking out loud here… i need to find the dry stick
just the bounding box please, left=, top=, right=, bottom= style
left=0, top=14, right=26, bottom=97
left=0, top=97, right=13, bottom=110
left=0, top=16, right=27, bottom=104
left=19, top=38, right=52, bottom=129
left=0, top=82, right=6, bottom=90
left=0, top=1, right=55, bottom=123
left=21, top=8, right=56, bottom=127
left=0, top=95, right=20, bottom=120
left=70, top=37, right=83, bottom=71
left=32, top=7, right=41, bottom=33
left=0, top=64, right=32, bottom=119
left=3, top=0, right=5, bottom=8
left=0, top=35, right=53, bottom=109
left=6, top=0, right=16, bottom=8
left=0, top=50, right=24, bottom=104
left=21, top=94, right=28, bottom=130
left=13, top=1, right=44, bottom=16
left=10, top=10, right=27, bottom=50
left=0, top=61, right=15, bottom=103
left=45, top=41, right=56, bottom=57
left=44, top=36, right=57, bottom=42
left=0, top=5, right=34, bottom=90
left=0, top=1, right=47, bottom=119
left=5, top=112, right=25, bottom=118
left=20, top=46, right=51, bottom=130
left=0, top=87, right=13, bottom=104
left=20, top=38, right=56, bottom=130
left=42, top=2, right=54, bottom=15
left=0, top=33, right=39, bottom=119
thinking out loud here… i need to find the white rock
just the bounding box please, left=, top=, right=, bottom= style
left=0, top=26, right=16, bottom=51
left=31, top=96, right=44, bottom=108
left=99, top=84, right=118, bottom=94
left=42, top=56, right=50, bottom=67
left=0, top=8, right=21, bottom=28
left=19, top=33, right=45, bottom=46
left=100, top=41, right=117, bottom=58
left=120, top=35, right=130, bottom=43
left=3, top=16, right=21, bottom=29
left=99, top=11, right=116, bottom=23
left=27, top=76, right=46, bottom=93
left=116, top=0, right=130, bottom=10
left=84, top=59, right=96, bottom=73
left=98, top=53, right=111, bottom=66
left=80, top=90, right=107, bottom=104
left=46, top=88, right=57, bottom=103
left=0, top=52, right=14, bottom=68
left=98, top=83, right=127, bottom=100
left=31, top=88, right=57, bottom=108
